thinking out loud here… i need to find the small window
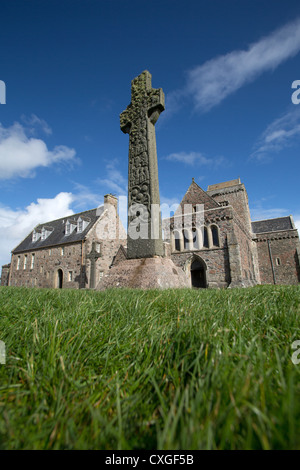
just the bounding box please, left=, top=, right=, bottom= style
left=30, top=254, right=35, bottom=269
left=40, top=266, right=43, bottom=274
left=203, top=227, right=209, bottom=248
left=68, top=271, right=73, bottom=282
left=192, top=228, right=200, bottom=250
left=23, top=255, right=27, bottom=270
left=41, top=226, right=53, bottom=241
left=173, top=231, right=181, bottom=251
left=276, top=257, right=281, bottom=266
left=211, top=225, right=220, bottom=247
left=49, top=249, right=52, bottom=256
left=32, top=230, right=41, bottom=242
left=183, top=229, right=190, bottom=250
left=61, top=247, right=64, bottom=256
left=95, top=243, right=101, bottom=253
left=17, top=256, right=20, bottom=270
left=77, top=217, right=90, bottom=233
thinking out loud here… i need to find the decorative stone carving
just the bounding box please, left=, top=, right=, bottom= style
left=120, top=71, right=165, bottom=259
left=86, top=241, right=101, bottom=289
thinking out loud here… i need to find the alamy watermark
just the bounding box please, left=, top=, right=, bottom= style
left=291, top=80, right=300, bottom=105
left=95, top=201, right=205, bottom=241
left=291, top=340, right=300, bottom=365
left=0, top=80, right=6, bottom=104
left=0, top=340, right=6, bottom=364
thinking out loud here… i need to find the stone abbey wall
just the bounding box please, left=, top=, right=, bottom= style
left=255, top=230, right=300, bottom=285
left=207, top=183, right=252, bottom=234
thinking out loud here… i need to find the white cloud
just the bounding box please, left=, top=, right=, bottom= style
left=71, top=182, right=102, bottom=209
left=185, top=17, right=300, bottom=111
left=250, top=207, right=289, bottom=221
left=165, top=151, right=227, bottom=167
left=21, top=114, right=52, bottom=135
left=0, top=192, right=74, bottom=267
left=96, top=159, right=127, bottom=195
left=0, top=121, right=77, bottom=179
left=251, top=107, right=300, bottom=161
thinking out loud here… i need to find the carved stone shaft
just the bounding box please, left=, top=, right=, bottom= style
left=120, top=70, right=165, bottom=259
left=86, top=242, right=101, bottom=288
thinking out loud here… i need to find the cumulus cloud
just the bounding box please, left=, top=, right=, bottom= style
left=96, top=159, right=127, bottom=195
left=20, top=114, right=53, bottom=135
left=165, top=151, right=227, bottom=168
left=0, top=120, right=77, bottom=180
left=251, top=107, right=300, bottom=161
left=71, top=182, right=103, bottom=210
left=180, top=17, right=300, bottom=112
left=250, top=206, right=290, bottom=222
left=0, top=192, right=74, bottom=267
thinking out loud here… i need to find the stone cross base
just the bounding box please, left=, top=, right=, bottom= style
left=97, top=257, right=190, bottom=290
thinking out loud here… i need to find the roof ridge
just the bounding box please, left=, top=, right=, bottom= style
left=252, top=215, right=291, bottom=223
left=179, top=179, right=219, bottom=209
left=35, top=207, right=101, bottom=228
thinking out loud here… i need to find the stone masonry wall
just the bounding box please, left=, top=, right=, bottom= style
left=255, top=230, right=300, bottom=285
left=231, top=217, right=257, bottom=284
left=171, top=247, right=231, bottom=288
left=207, top=184, right=252, bottom=234
left=168, top=206, right=234, bottom=288
left=0, top=265, right=10, bottom=286
left=9, top=242, right=85, bottom=288
left=85, top=208, right=127, bottom=288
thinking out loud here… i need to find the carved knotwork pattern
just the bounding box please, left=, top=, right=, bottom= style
left=120, top=71, right=164, bottom=219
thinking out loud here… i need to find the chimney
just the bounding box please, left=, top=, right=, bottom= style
left=104, top=194, right=118, bottom=212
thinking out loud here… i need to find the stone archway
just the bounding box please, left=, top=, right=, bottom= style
left=56, top=269, right=63, bottom=289
left=190, top=256, right=207, bottom=288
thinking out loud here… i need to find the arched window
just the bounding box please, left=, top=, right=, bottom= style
left=192, top=228, right=200, bottom=250
left=183, top=229, right=190, bottom=250
left=211, top=225, right=220, bottom=247
left=173, top=230, right=181, bottom=251
left=203, top=226, right=209, bottom=248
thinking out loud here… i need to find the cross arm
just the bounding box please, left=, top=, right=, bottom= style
left=147, top=88, right=165, bottom=125
left=120, top=106, right=132, bottom=134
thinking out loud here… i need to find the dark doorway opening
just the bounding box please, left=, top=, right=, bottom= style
left=191, top=258, right=207, bottom=288
left=57, top=269, right=63, bottom=289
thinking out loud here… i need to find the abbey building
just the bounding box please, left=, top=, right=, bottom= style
left=1, top=177, right=299, bottom=289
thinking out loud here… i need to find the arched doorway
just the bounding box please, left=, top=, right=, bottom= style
left=56, top=269, right=63, bottom=289
left=190, top=257, right=207, bottom=288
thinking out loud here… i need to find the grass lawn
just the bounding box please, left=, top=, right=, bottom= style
left=0, top=284, right=300, bottom=450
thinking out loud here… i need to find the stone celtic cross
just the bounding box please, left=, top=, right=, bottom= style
left=120, top=70, right=165, bottom=259
left=86, top=242, right=101, bottom=289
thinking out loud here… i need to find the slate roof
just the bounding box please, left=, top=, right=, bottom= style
left=252, top=216, right=293, bottom=234
left=12, top=207, right=104, bottom=254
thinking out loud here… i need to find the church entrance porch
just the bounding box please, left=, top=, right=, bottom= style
left=190, top=257, right=207, bottom=288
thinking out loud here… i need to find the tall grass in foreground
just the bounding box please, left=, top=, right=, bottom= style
left=0, top=285, right=299, bottom=449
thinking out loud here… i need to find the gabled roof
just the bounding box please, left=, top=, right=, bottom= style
left=12, top=207, right=104, bottom=254
left=178, top=179, right=219, bottom=212
left=252, top=216, right=293, bottom=234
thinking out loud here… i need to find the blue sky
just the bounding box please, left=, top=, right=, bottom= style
left=1, top=0, right=300, bottom=266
